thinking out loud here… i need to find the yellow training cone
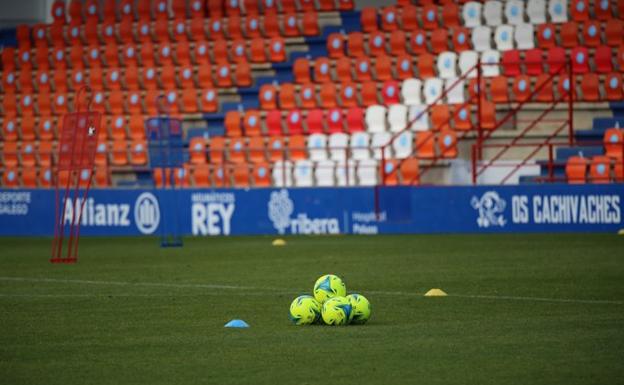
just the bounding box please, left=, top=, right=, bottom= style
left=272, top=238, right=286, bottom=246
left=424, top=288, right=448, bottom=297
left=618, top=229, right=624, bottom=235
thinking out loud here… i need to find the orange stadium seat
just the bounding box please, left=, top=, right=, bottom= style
left=248, top=136, right=266, bottom=164
left=225, top=111, right=242, bottom=137
left=454, top=105, right=473, bottom=131
left=589, top=156, right=611, bottom=183
left=209, top=137, right=226, bottom=164
left=278, top=83, right=297, bottom=110
left=306, top=109, right=324, bottom=134
left=243, top=110, right=262, bottom=136
left=400, top=158, right=419, bottom=185
left=259, top=84, right=278, bottom=110
left=605, top=19, right=624, bottom=47
left=192, top=165, right=211, bottom=187
left=565, top=156, right=588, bottom=183
left=415, top=131, right=435, bottom=159
left=268, top=136, right=286, bottom=162
left=360, top=7, right=378, bottom=33
left=605, top=73, right=623, bottom=101
left=252, top=163, right=272, bottom=187
left=604, top=128, right=624, bottom=159
left=228, top=137, right=247, bottom=164
left=287, top=110, right=305, bottom=135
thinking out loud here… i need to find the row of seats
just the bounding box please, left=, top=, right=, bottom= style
left=251, top=71, right=621, bottom=112
left=0, top=158, right=419, bottom=189
left=566, top=155, right=624, bottom=183
left=326, top=21, right=622, bottom=60
left=1, top=139, right=148, bottom=168
left=47, top=0, right=350, bottom=27
left=2, top=87, right=219, bottom=118
left=1, top=167, right=110, bottom=188
left=190, top=130, right=457, bottom=165
left=292, top=46, right=623, bottom=88
left=2, top=61, right=254, bottom=94
left=223, top=103, right=477, bottom=137
left=154, top=157, right=418, bottom=188
left=2, top=36, right=291, bottom=73
left=18, top=12, right=320, bottom=52
left=360, top=0, right=622, bottom=34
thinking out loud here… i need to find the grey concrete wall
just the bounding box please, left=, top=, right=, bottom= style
left=0, top=0, right=54, bottom=28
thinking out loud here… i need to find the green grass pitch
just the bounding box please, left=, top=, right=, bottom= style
left=1, top=234, right=623, bottom=385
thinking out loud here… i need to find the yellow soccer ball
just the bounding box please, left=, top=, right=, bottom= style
left=321, top=296, right=353, bottom=326
left=313, top=274, right=347, bottom=304
left=346, top=294, right=371, bottom=324
left=289, top=295, right=321, bottom=325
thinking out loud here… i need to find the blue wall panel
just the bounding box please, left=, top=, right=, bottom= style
left=0, top=184, right=622, bottom=236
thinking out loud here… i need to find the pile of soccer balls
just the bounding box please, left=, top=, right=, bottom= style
left=289, top=274, right=371, bottom=326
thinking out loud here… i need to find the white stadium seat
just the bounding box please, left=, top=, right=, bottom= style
left=371, top=132, right=392, bottom=160
left=459, top=50, right=479, bottom=78
left=462, top=1, right=483, bottom=28
left=423, top=77, right=443, bottom=105
left=401, top=78, right=423, bottom=106
left=272, top=160, right=293, bottom=187
left=308, top=133, right=328, bottom=161
left=515, top=23, right=535, bottom=50
left=388, top=104, right=408, bottom=132
left=365, top=105, right=388, bottom=133
left=314, top=160, right=335, bottom=186
left=408, top=105, right=430, bottom=131
left=293, top=160, right=314, bottom=187
left=357, top=159, right=378, bottom=186
left=472, top=26, right=492, bottom=52
left=350, top=132, right=371, bottom=160
left=445, top=78, right=465, bottom=104
left=328, top=132, right=349, bottom=161
left=437, top=51, right=458, bottom=79
left=505, top=0, right=525, bottom=25
left=548, top=0, right=568, bottom=23
left=480, top=50, right=501, bottom=77
left=484, top=1, right=503, bottom=26
left=392, top=131, right=414, bottom=159
left=494, top=25, right=515, bottom=51
left=335, top=159, right=357, bottom=186
left=527, top=0, right=547, bottom=24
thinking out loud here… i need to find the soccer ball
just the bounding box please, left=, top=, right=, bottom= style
left=347, top=294, right=371, bottom=324
left=289, top=295, right=321, bottom=325
left=321, top=296, right=353, bottom=326
left=313, top=274, right=347, bottom=304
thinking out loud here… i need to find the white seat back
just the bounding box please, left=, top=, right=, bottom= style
left=272, top=160, right=293, bottom=187
left=484, top=0, right=503, bottom=26
left=505, top=0, right=525, bottom=24
left=401, top=78, right=422, bottom=106
left=437, top=51, right=458, bottom=79
left=294, top=160, right=314, bottom=187
left=462, top=1, right=483, bottom=28
left=350, top=132, right=371, bottom=160
left=494, top=25, right=515, bottom=51
left=515, top=23, right=535, bottom=50
left=314, top=160, right=335, bottom=187
left=388, top=104, right=408, bottom=132
left=472, top=26, right=492, bottom=52
left=308, top=133, right=328, bottom=161
left=365, top=105, right=388, bottom=133
left=357, top=159, right=378, bottom=186
left=408, top=105, right=430, bottom=131
left=392, top=131, right=413, bottom=159
left=328, top=133, right=349, bottom=161
left=423, top=77, right=443, bottom=105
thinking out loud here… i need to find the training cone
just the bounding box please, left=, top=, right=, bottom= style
left=224, top=319, right=250, bottom=328
left=618, top=229, right=624, bottom=235
left=424, top=288, right=448, bottom=297
left=272, top=238, right=286, bottom=246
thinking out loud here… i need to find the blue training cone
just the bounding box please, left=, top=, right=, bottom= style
left=224, top=319, right=250, bottom=328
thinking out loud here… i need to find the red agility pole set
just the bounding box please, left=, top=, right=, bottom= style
left=50, top=87, right=102, bottom=264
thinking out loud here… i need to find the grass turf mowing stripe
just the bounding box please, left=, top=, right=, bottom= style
left=2, top=276, right=622, bottom=305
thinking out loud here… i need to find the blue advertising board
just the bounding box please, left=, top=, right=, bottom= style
left=0, top=184, right=622, bottom=236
